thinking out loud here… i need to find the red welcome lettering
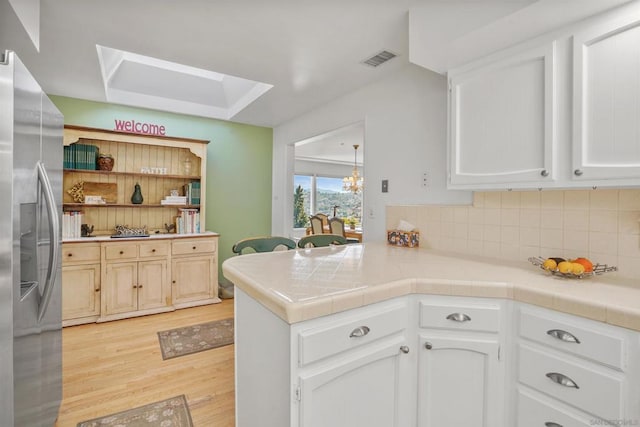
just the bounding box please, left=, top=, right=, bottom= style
left=114, top=119, right=166, bottom=136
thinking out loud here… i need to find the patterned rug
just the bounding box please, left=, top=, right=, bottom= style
left=77, top=395, right=193, bottom=427
left=157, top=318, right=234, bottom=360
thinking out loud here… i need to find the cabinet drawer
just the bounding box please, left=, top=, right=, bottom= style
left=519, top=306, right=626, bottom=370
left=62, top=244, right=101, bottom=264
left=419, top=299, right=500, bottom=332
left=104, top=244, right=138, bottom=260
left=517, top=388, right=597, bottom=427
left=298, top=303, right=407, bottom=366
left=172, top=238, right=216, bottom=255
left=139, top=241, right=169, bottom=258
left=518, top=344, right=623, bottom=421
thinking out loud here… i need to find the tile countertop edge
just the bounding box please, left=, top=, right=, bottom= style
left=223, top=265, right=301, bottom=323
left=223, top=247, right=640, bottom=332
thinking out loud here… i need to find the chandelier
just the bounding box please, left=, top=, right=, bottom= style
left=343, top=144, right=363, bottom=193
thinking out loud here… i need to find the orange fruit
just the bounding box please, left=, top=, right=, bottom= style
left=573, top=257, right=593, bottom=273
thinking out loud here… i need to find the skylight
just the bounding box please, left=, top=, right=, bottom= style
left=96, top=45, right=273, bottom=120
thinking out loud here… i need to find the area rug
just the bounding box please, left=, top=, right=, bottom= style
left=157, top=318, right=234, bottom=360
left=76, top=395, right=193, bottom=427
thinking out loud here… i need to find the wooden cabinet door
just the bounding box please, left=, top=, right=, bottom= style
left=297, top=337, right=411, bottom=427
left=137, top=260, right=169, bottom=310
left=171, top=255, right=215, bottom=304
left=448, top=42, right=556, bottom=189
left=417, top=335, right=503, bottom=427
left=103, top=262, right=138, bottom=315
left=62, top=263, right=100, bottom=320
left=572, top=17, right=640, bottom=181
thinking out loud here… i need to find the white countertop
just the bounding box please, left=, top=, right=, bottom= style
left=222, top=242, right=640, bottom=331
left=63, top=231, right=219, bottom=243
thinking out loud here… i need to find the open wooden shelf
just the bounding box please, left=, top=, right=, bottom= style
left=63, top=168, right=201, bottom=180
left=63, top=203, right=201, bottom=209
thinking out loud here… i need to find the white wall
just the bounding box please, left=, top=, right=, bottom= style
left=272, top=63, right=473, bottom=241
left=294, top=159, right=354, bottom=178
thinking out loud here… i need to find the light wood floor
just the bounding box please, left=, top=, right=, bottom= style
left=55, top=300, right=235, bottom=427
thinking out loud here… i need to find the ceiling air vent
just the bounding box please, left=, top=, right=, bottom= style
left=362, top=50, right=397, bottom=67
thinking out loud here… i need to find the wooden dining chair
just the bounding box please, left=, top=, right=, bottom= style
left=232, top=236, right=297, bottom=255
left=297, top=234, right=348, bottom=248
left=309, top=215, right=325, bottom=235
left=315, top=213, right=329, bottom=227
left=328, top=217, right=359, bottom=244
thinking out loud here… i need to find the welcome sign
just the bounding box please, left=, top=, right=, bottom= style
left=114, top=119, right=166, bottom=136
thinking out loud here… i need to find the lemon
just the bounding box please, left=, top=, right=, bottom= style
left=542, top=258, right=557, bottom=271
left=557, top=261, right=573, bottom=274
left=571, top=263, right=585, bottom=276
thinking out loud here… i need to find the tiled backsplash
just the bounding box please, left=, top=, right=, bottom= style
left=386, top=189, right=640, bottom=280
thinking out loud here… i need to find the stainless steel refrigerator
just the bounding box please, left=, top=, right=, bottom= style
left=0, top=50, right=63, bottom=427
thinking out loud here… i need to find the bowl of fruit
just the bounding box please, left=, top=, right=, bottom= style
left=528, top=256, right=617, bottom=279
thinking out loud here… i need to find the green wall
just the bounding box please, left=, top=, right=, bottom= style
left=50, top=96, right=273, bottom=286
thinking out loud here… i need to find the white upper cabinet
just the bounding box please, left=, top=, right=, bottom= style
left=573, top=17, right=640, bottom=181
left=446, top=3, right=640, bottom=190
left=448, top=43, right=556, bottom=189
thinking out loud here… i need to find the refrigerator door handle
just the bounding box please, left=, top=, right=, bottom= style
left=36, top=161, right=60, bottom=322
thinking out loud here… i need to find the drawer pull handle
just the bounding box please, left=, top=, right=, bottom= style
left=119, top=251, right=124, bottom=255
left=446, top=313, right=471, bottom=322
left=67, top=253, right=73, bottom=257
left=152, top=249, right=156, bottom=252
left=424, top=342, right=433, bottom=350
left=545, top=423, right=563, bottom=427
left=349, top=326, right=370, bottom=338
left=192, top=246, right=197, bottom=250
left=547, top=329, right=580, bottom=344
left=546, top=372, right=579, bottom=389
left=399, top=345, right=409, bottom=354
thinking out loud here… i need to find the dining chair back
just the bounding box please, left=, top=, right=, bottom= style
left=328, top=217, right=346, bottom=236
left=309, top=215, right=325, bottom=235
left=329, top=217, right=360, bottom=244
left=297, top=234, right=348, bottom=248
left=232, top=236, right=297, bottom=255
left=315, top=213, right=329, bottom=227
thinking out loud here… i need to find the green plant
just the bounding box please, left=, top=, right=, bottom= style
left=293, top=185, right=309, bottom=228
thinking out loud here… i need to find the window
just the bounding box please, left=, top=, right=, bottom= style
left=293, top=174, right=362, bottom=228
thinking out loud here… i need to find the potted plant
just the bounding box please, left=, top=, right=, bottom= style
left=345, top=217, right=358, bottom=230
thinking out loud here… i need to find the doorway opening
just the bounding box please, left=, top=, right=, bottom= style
left=292, top=122, right=364, bottom=240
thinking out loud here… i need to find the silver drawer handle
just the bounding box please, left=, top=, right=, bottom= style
left=399, top=345, right=409, bottom=354
left=349, top=326, right=370, bottom=338
left=545, top=423, right=563, bottom=427
left=547, top=329, right=580, bottom=344
left=546, top=372, right=579, bottom=389
left=446, top=313, right=471, bottom=322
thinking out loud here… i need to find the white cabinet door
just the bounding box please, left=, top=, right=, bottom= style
left=572, top=17, right=640, bottom=181
left=417, top=335, right=503, bottom=427
left=297, top=337, right=410, bottom=427
left=449, top=42, right=556, bottom=188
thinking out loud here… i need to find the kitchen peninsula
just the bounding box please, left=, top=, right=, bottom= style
left=223, top=242, right=640, bottom=427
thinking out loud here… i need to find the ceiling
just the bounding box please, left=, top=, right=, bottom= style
left=1, top=0, right=633, bottom=135
left=295, top=122, right=365, bottom=165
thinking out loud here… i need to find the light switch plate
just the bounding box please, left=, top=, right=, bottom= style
left=382, top=179, right=388, bottom=193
